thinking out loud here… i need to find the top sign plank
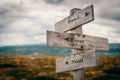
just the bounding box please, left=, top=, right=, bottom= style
left=55, top=5, right=94, bottom=32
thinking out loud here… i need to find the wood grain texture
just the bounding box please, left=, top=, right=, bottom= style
left=73, top=69, right=84, bottom=80
left=71, top=26, right=84, bottom=80
left=56, top=49, right=98, bottom=73
left=55, top=5, right=94, bottom=32
left=47, top=31, right=109, bottom=50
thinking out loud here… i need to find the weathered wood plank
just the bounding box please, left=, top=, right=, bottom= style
left=47, top=31, right=109, bottom=50
left=56, top=49, right=98, bottom=73
left=55, top=5, right=94, bottom=32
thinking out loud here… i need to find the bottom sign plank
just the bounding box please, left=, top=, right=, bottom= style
left=56, top=50, right=98, bottom=73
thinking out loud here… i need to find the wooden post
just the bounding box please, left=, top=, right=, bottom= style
left=71, top=27, right=84, bottom=80
left=73, top=69, right=84, bottom=80
left=70, top=8, right=84, bottom=80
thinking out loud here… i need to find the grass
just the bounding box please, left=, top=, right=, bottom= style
left=0, top=55, right=120, bottom=80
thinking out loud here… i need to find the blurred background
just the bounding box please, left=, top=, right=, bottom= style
left=0, top=0, right=120, bottom=80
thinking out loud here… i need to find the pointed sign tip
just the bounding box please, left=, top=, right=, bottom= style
left=85, top=12, right=89, bottom=17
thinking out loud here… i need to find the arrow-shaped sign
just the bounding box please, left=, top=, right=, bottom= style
left=56, top=49, right=98, bottom=73
left=47, top=31, right=109, bottom=50
left=55, top=5, right=94, bottom=32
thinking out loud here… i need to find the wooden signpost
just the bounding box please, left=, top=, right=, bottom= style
left=47, top=31, right=109, bottom=50
left=46, top=5, right=109, bottom=80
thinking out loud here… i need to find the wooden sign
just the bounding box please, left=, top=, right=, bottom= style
left=56, top=49, right=98, bottom=73
left=55, top=5, right=94, bottom=32
left=47, top=31, right=109, bottom=50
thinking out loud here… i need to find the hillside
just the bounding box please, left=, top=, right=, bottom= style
left=0, top=43, right=120, bottom=56
left=0, top=55, right=120, bottom=80
left=0, top=44, right=120, bottom=80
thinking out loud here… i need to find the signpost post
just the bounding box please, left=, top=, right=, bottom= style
left=46, top=5, right=109, bottom=80
left=71, top=26, right=85, bottom=80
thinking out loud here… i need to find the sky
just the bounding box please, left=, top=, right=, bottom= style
left=0, top=0, right=120, bottom=46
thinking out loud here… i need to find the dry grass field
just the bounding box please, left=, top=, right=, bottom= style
left=0, top=54, right=120, bottom=80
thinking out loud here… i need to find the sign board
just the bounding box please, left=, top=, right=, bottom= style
left=55, top=5, right=94, bottom=32
left=56, top=50, right=98, bottom=73
left=47, top=31, right=109, bottom=50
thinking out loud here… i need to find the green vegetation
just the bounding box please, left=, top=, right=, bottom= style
left=6, top=69, right=31, bottom=80
left=0, top=55, right=120, bottom=80
left=0, top=43, right=120, bottom=55
left=29, top=76, right=57, bottom=80
left=0, top=64, right=17, bottom=68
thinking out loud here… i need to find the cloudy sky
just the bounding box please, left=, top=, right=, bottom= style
left=0, top=0, right=120, bottom=46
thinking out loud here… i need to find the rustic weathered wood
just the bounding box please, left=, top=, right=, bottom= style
left=55, top=5, right=94, bottom=32
left=56, top=49, right=98, bottom=73
left=71, top=19, right=84, bottom=80
left=47, top=31, right=109, bottom=50
left=46, top=5, right=109, bottom=80
left=71, top=20, right=85, bottom=80
left=73, top=69, right=84, bottom=80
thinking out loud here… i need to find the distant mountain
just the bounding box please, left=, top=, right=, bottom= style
left=0, top=43, right=120, bottom=56
left=97, top=43, right=120, bottom=55
left=0, top=44, right=71, bottom=56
